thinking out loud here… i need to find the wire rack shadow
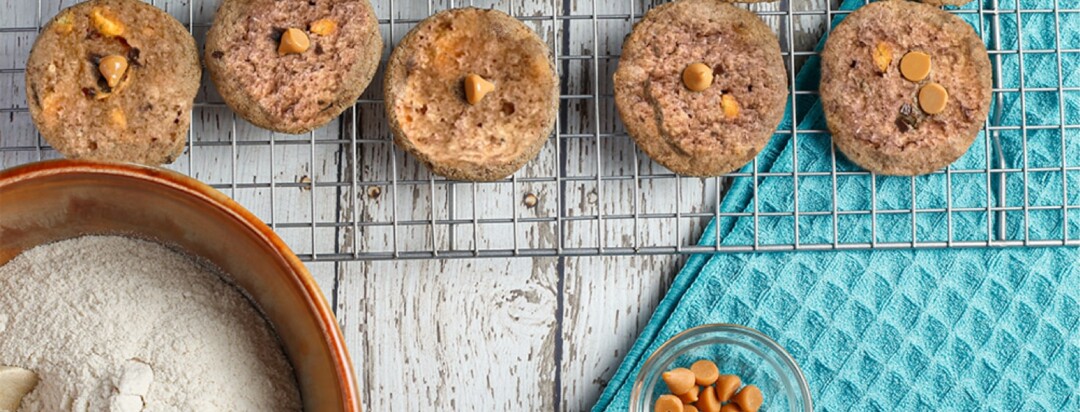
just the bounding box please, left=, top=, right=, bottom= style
left=0, top=0, right=1077, bottom=261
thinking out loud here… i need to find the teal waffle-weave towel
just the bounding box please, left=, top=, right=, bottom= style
left=593, top=0, right=1080, bottom=410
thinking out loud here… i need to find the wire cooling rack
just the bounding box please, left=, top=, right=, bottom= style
left=1, top=0, right=1077, bottom=260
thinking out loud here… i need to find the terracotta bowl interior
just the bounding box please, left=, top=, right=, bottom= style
left=0, top=160, right=358, bottom=412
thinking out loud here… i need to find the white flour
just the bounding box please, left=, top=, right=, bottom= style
left=0, top=236, right=301, bottom=411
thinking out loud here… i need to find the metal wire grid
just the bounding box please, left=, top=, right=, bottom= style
left=0, top=0, right=1077, bottom=260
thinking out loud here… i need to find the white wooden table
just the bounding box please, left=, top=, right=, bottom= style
left=0, top=0, right=830, bottom=409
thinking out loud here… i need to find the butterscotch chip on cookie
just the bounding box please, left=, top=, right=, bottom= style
left=384, top=8, right=559, bottom=181
left=820, top=0, right=991, bottom=175
left=205, top=0, right=382, bottom=134
left=25, top=0, right=200, bottom=165
left=614, top=0, right=788, bottom=177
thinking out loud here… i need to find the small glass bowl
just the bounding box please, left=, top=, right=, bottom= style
left=630, top=324, right=812, bottom=412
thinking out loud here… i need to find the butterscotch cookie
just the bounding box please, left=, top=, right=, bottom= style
left=820, top=0, right=991, bottom=175
left=25, top=0, right=200, bottom=165
left=205, top=0, right=382, bottom=134
left=614, top=0, right=788, bottom=177
left=384, top=8, right=559, bottom=181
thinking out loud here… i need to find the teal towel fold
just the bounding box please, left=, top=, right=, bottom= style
left=594, top=0, right=1079, bottom=410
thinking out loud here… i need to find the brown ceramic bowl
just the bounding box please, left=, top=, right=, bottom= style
left=0, top=160, right=359, bottom=412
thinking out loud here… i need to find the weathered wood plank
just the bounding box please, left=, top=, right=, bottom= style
left=560, top=254, right=688, bottom=411
left=337, top=258, right=559, bottom=410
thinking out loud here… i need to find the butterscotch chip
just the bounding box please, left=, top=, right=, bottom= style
left=40, top=94, right=64, bottom=118
left=98, top=55, right=128, bottom=88
left=715, top=374, right=742, bottom=402
left=464, top=74, right=495, bottom=105
left=206, top=0, right=382, bottom=134
left=278, top=28, right=310, bottom=55
left=676, top=384, right=700, bottom=404
left=654, top=394, right=684, bottom=412
left=900, top=51, right=931, bottom=82
left=385, top=8, right=558, bottom=181
left=614, top=0, right=788, bottom=177
left=872, top=42, right=892, bottom=73
left=90, top=7, right=124, bottom=37
left=685, top=405, right=700, bottom=412
left=696, top=385, right=721, bottom=412
left=918, top=82, right=949, bottom=114
left=26, top=0, right=200, bottom=165
left=682, top=63, right=713, bottom=92
left=719, top=404, right=741, bottom=412
left=690, top=360, right=719, bottom=386
left=732, top=385, right=763, bottom=412
left=109, top=106, right=127, bottom=129
left=720, top=94, right=739, bottom=119
left=54, top=13, right=74, bottom=34
left=820, top=0, right=991, bottom=175
left=309, top=18, right=337, bottom=36
left=661, top=368, right=697, bottom=395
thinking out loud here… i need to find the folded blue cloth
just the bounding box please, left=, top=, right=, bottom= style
left=594, top=0, right=1080, bottom=410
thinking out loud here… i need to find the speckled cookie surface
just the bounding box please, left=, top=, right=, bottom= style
left=820, top=0, right=992, bottom=176
left=614, top=0, right=788, bottom=177
left=918, top=0, right=974, bottom=7
left=384, top=8, right=559, bottom=182
left=205, top=0, right=382, bottom=134
left=25, top=0, right=200, bottom=165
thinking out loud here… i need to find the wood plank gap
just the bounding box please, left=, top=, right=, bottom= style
left=553, top=255, right=566, bottom=411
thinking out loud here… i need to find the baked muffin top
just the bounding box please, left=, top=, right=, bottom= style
left=25, top=0, right=200, bottom=165
left=614, top=0, right=788, bottom=177
left=205, top=0, right=382, bottom=134
left=820, top=0, right=991, bottom=175
left=384, top=8, right=559, bottom=181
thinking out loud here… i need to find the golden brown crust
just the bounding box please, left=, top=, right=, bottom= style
left=614, top=0, right=789, bottom=177
left=25, top=0, right=200, bottom=165
left=205, top=0, right=383, bottom=134
left=820, top=0, right=992, bottom=176
left=384, top=8, right=559, bottom=181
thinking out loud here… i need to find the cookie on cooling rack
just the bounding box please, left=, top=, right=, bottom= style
left=25, top=0, right=200, bottom=165
left=205, top=0, right=382, bottom=134
left=820, top=0, right=991, bottom=176
left=384, top=8, right=559, bottom=181
left=613, top=0, right=789, bottom=177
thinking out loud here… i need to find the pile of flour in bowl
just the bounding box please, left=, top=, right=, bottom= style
left=0, top=236, right=301, bottom=411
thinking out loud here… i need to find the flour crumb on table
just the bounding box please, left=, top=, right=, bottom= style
left=0, top=236, right=301, bottom=411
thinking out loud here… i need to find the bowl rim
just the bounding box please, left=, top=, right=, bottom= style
left=0, top=159, right=360, bottom=412
left=630, top=323, right=813, bottom=412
